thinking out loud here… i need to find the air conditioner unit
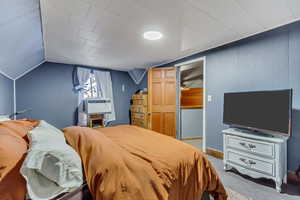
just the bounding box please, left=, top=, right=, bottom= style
left=84, top=98, right=112, bottom=114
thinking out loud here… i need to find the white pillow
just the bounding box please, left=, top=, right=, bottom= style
left=0, top=115, right=10, bottom=122
left=21, top=121, right=83, bottom=200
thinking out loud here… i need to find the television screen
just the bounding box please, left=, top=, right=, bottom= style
left=223, top=89, right=292, bottom=136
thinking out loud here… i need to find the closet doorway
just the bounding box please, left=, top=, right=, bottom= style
left=175, top=57, right=206, bottom=152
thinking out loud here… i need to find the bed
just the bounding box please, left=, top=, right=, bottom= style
left=50, top=183, right=91, bottom=200
left=0, top=119, right=227, bottom=200
left=49, top=184, right=211, bottom=200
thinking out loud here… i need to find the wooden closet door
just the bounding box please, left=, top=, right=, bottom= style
left=148, top=67, right=176, bottom=138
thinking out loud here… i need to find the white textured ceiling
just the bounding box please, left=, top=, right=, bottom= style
left=0, top=0, right=44, bottom=79
left=40, top=0, right=300, bottom=71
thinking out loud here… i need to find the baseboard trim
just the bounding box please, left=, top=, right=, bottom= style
left=181, top=137, right=203, bottom=141
left=206, top=148, right=224, bottom=159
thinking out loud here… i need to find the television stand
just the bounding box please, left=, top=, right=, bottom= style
left=223, top=128, right=288, bottom=192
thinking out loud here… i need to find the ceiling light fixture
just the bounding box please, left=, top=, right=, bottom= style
left=143, top=31, right=163, bottom=41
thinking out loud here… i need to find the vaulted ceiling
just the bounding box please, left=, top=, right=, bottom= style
left=40, top=0, right=300, bottom=71
left=1, top=0, right=300, bottom=79
left=0, top=0, right=44, bottom=79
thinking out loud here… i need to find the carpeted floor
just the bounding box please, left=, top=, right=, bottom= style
left=183, top=139, right=300, bottom=200
left=225, top=188, right=251, bottom=200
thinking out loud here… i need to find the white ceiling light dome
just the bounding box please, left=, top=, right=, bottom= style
left=143, top=31, right=163, bottom=40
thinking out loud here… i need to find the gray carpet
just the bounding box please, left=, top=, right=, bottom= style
left=183, top=139, right=300, bottom=200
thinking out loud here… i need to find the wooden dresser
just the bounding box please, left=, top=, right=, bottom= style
left=131, top=93, right=148, bottom=128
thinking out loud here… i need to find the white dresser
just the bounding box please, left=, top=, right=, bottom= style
left=223, top=128, right=288, bottom=192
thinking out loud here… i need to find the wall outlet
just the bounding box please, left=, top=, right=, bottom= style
left=208, top=95, right=212, bottom=102
left=122, top=84, right=125, bottom=92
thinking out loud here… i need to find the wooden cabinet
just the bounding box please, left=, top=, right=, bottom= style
left=181, top=88, right=203, bottom=109
left=131, top=93, right=148, bottom=129
left=86, top=114, right=104, bottom=128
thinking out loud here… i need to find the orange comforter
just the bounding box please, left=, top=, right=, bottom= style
left=0, top=119, right=40, bottom=200
left=63, top=125, right=227, bottom=200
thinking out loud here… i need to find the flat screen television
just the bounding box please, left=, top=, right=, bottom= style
left=223, top=89, right=292, bottom=136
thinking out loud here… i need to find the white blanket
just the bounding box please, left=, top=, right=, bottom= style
left=21, top=121, right=83, bottom=200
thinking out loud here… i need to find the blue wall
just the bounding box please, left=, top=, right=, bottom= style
left=110, top=68, right=140, bottom=125
left=137, top=72, right=148, bottom=90
left=0, top=73, right=14, bottom=115
left=16, top=62, right=139, bottom=129
left=181, top=109, right=203, bottom=139
left=156, top=21, right=300, bottom=171
left=0, top=0, right=44, bottom=79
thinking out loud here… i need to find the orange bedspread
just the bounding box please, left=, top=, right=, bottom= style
left=63, top=125, right=227, bottom=200
left=0, top=119, right=40, bottom=200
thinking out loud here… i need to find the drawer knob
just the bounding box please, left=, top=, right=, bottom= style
left=239, top=158, right=256, bottom=165
left=248, top=160, right=256, bottom=165
left=239, top=142, right=246, bottom=146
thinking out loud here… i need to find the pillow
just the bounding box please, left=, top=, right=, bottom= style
left=0, top=130, right=28, bottom=200
left=0, top=115, right=10, bottom=122
left=21, top=121, right=83, bottom=200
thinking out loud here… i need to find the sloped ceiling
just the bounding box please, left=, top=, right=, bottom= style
left=0, top=0, right=44, bottom=79
left=40, top=0, right=300, bottom=72
left=128, top=68, right=147, bottom=84
left=2, top=0, right=300, bottom=79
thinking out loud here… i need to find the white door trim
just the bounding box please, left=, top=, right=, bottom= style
left=203, top=57, right=206, bottom=153
left=13, top=80, right=16, bottom=120
left=174, top=57, right=205, bottom=67
left=175, top=56, right=207, bottom=153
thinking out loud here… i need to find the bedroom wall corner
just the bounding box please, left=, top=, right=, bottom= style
left=13, top=79, right=16, bottom=119
left=0, top=72, right=14, bottom=115
left=287, top=22, right=300, bottom=171
left=137, top=71, right=148, bottom=90
left=16, top=62, right=77, bottom=128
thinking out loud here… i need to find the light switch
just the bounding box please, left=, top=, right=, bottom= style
left=122, top=84, right=125, bottom=92
left=208, top=95, right=212, bottom=102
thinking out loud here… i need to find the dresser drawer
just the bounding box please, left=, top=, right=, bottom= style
left=132, top=94, right=147, bottom=100
left=131, top=113, right=146, bottom=120
left=227, top=151, right=275, bottom=176
left=132, top=99, right=148, bottom=106
left=227, top=136, right=275, bottom=158
left=132, top=118, right=147, bottom=128
left=131, top=105, right=147, bottom=113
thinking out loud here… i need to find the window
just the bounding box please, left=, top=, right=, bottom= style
left=83, top=73, right=98, bottom=99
